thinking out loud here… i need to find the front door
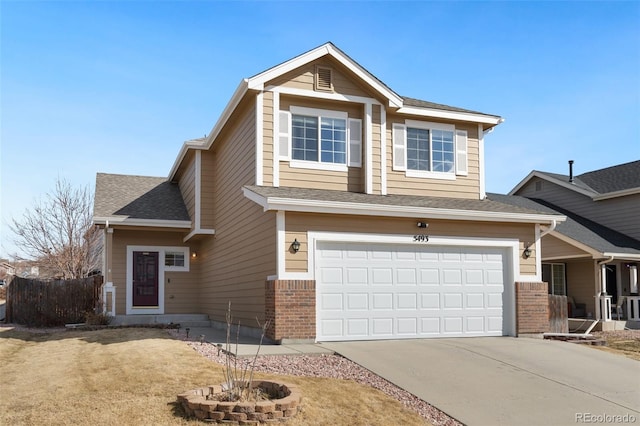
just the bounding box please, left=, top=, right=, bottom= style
left=132, top=251, right=159, bottom=307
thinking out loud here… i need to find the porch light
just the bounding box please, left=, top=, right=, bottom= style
left=523, top=245, right=532, bottom=259
left=291, top=239, right=301, bottom=253
left=191, top=251, right=197, bottom=258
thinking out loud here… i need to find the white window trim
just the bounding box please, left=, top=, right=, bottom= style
left=394, top=120, right=459, bottom=180
left=126, top=245, right=190, bottom=315
left=164, top=247, right=190, bottom=272
left=288, top=106, right=350, bottom=172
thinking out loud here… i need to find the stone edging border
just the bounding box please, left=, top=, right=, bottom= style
left=178, top=380, right=301, bottom=424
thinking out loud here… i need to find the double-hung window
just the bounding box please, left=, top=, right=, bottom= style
left=280, top=106, right=361, bottom=171
left=393, top=120, right=467, bottom=179
left=292, top=115, right=347, bottom=164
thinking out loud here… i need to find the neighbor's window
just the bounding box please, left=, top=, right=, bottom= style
left=542, top=263, right=566, bottom=296
left=292, top=115, right=346, bottom=164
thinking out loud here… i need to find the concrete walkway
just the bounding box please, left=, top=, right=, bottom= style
left=321, top=337, right=640, bottom=426
left=186, top=326, right=333, bottom=357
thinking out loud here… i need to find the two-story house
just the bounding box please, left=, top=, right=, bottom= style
left=93, top=43, right=564, bottom=342
left=502, top=161, right=640, bottom=328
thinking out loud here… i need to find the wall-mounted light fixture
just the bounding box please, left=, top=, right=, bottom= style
left=417, top=221, right=428, bottom=229
left=523, top=244, right=532, bottom=259
left=191, top=251, right=197, bottom=258
left=291, top=238, right=301, bottom=253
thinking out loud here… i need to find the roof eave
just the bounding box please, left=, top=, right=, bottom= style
left=396, top=106, right=503, bottom=129
left=93, top=216, right=192, bottom=229
left=243, top=188, right=564, bottom=224
left=593, top=187, right=640, bottom=201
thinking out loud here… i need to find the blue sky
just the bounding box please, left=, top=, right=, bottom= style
left=1, top=1, right=639, bottom=258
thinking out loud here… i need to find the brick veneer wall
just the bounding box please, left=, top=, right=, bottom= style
left=515, top=282, right=550, bottom=334
left=265, top=280, right=316, bottom=341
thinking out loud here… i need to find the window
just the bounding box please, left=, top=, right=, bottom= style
left=393, top=120, right=467, bottom=179
left=542, top=263, right=566, bottom=296
left=281, top=106, right=361, bottom=170
left=163, top=247, right=190, bottom=271
left=293, top=115, right=346, bottom=164
left=165, top=251, right=185, bottom=267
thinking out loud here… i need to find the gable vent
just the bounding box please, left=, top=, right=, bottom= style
left=315, top=66, right=333, bottom=92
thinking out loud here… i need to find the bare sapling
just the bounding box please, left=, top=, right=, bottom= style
left=222, top=302, right=271, bottom=401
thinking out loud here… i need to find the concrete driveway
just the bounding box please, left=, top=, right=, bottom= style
left=321, top=337, right=640, bottom=426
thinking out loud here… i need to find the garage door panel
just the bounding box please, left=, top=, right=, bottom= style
left=397, top=293, right=418, bottom=309
left=421, top=293, right=440, bottom=309
left=317, top=242, right=510, bottom=341
left=320, top=267, right=343, bottom=284
left=443, top=269, right=463, bottom=285
left=372, top=293, right=393, bottom=309
left=371, top=268, right=393, bottom=285
left=397, top=268, right=417, bottom=284
left=346, top=268, right=368, bottom=285
left=419, top=269, right=439, bottom=285
left=466, top=293, right=485, bottom=308
left=347, top=293, right=368, bottom=310
left=443, top=293, right=463, bottom=309
left=372, top=318, right=393, bottom=335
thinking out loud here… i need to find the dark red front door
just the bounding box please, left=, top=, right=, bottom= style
left=132, top=251, right=159, bottom=307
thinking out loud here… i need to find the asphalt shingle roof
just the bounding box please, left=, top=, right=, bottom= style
left=487, top=193, right=640, bottom=256
left=94, top=173, right=190, bottom=222
left=534, top=160, right=640, bottom=195
left=401, top=97, right=501, bottom=118
left=245, top=185, right=555, bottom=216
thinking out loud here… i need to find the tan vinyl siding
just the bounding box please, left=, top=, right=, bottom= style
left=284, top=213, right=537, bottom=275
left=199, top=99, right=277, bottom=325
left=541, top=234, right=592, bottom=260
left=200, top=149, right=216, bottom=229
left=177, top=152, right=196, bottom=229
left=566, top=259, right=597, bottom=317
left=386, top=116, right=481, bottom=199
left=262, top=90, right=274, bottom=186
left=517, top=179, right=640, bottom=241
left=110, top=229, right=200, bottom=315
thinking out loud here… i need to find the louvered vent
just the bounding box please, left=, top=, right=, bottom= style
left=315, top=66, right=333, bottom=91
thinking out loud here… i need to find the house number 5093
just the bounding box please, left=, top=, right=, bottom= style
left=413, top=235, right=429, bottom=242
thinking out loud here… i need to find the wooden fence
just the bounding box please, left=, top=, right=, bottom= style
left=549, top=294, right=568, bottom=333
left=5, top=275, right=103, bottom=326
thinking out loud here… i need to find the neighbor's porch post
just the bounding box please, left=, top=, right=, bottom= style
left=598, top=263, right=612, bottom=321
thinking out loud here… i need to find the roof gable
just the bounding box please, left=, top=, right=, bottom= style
left=510, top=161, right=640, bottom=199
left=247, top=42, right=403, bottom=108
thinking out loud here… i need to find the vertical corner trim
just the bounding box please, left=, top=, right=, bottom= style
left=256, top=92, right=264, bottom=186
left=365, top=102, right=373, bottom=194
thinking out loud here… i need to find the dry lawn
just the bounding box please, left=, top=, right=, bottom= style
left=592, top=330, right=640, bottom=361
left=0, top=326, right=429, bottom=425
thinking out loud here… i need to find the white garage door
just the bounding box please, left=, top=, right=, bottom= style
left=316, top=242, right=510, bottom=341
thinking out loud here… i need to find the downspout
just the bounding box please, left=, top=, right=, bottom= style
left=540, top=220, right=557, bottom=238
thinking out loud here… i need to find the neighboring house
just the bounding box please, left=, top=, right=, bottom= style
left=503, top=161, right=640, bottom=326
left=93, top=43, right=565, bottom=342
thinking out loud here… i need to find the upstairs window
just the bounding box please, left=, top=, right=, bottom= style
left=280, top=106, right=361, bottom=171
left=393, top=120, right=467, bottom=179
left=292, top=115, right=346, bottom=164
